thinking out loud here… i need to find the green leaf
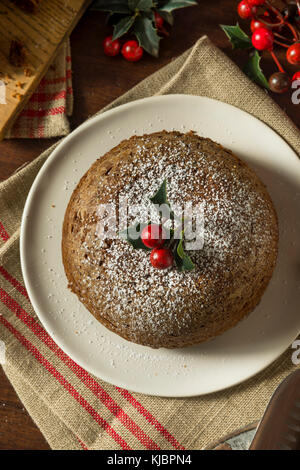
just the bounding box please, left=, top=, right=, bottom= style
left=119, top=222, right=151, bottom=250
left=128, top=0, right=154, bottom=10
left=157, top=0, right=198, bottom=12
left=112, top=15, right=135, bottom=40
left=220, top=23, right=251, bottom=50
left=149, top=179, right=179, bottom=220
left=243, top=51, right=270, bottom=90
left=91, top=0, right=131, bottom=14
left=134, top=14, right=161, bottom=57
left=157, top=10, right=174, bottom=25
left=149, top=179, right=168, bottom=205
left=174, top=238, right=195, bottom=272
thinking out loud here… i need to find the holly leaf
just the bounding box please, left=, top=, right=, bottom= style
left=112, top=15, right=136, bottom=40
left=91, top=0, right=131, bottom=14
left=157, top=0, right=198, bottom=12
left=134, top=14, right=161, bottom=57
left=174, top=238, right=195, bottom=272
left=244, top=51, right=270, bottom=89
left=149, top=179, right=168, bottom=205
left=149, top=179, right=179, bottom=220
left=119, top=222, right=151, bottom=250
left=128, top=0, right=154, bottom=10
left=220, top=23, right=251, bottom=50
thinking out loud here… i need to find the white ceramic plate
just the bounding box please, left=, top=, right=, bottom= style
left=20, top=95, right=300, bottom=397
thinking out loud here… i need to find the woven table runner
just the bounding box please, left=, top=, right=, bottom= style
left=0, top=36, right=299, bottom=450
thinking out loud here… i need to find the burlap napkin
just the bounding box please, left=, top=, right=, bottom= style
left=6, top=40, right=73, bottom=139
left=0, top=36, right=299, bottom=450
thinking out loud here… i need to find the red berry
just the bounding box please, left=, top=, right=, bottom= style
left=150, top=248, right=173, bottom=270
left=286, top=43, right=300, bottom=65
left=237, top=0, right=257, bottom=19
left=268, top=72, right=290, bottom=93
left=141, top=224, right=166, bottom=249
left=121, top=40, right=143, bottom=62
left=252, top=27, right=274, bottom=50
left=250, top=18, right=267, bottom=32
left=154, top=11, right=164, bottom=29
left=103, top=36, right=121, bottom=57
left=292, top=71, right=300, bottom=82
left=248, top=0, right=265, bottom=6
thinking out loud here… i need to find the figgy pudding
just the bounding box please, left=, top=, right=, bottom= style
left=62, top=131, right=278, bottom=348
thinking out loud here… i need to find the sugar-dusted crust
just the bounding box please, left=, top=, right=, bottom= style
left=62, top=131, right=278, bottom=348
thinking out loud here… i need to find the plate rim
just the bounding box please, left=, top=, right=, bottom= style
left=20, top=94, right=300, bottom=397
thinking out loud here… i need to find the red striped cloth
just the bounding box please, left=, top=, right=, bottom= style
left=0, top=258, right=184, bottom=450
left=6, top=41, right=72, bottom=139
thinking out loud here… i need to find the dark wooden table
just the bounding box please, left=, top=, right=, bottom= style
left=0, top=1, right=299, bottom=450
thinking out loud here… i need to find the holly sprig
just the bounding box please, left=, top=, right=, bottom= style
left=91, top=0, right=198, bottom=57
left=119, top=180, right=195, bottom=272
left=221, top=1, right=300, bottom=94
left=221, top=23, right=270, bottom=89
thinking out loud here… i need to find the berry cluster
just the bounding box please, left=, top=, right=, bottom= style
left=97, top=1, right=197, bottom=59
left=103, top=37, right=143, bottom=62
left=141, top=224, right=173, bottom=270
left=236, top=0, right=300, bottom=92
left=120, top=180, right=195, bottom=272
left=103, top=12, right=164, bottom=62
